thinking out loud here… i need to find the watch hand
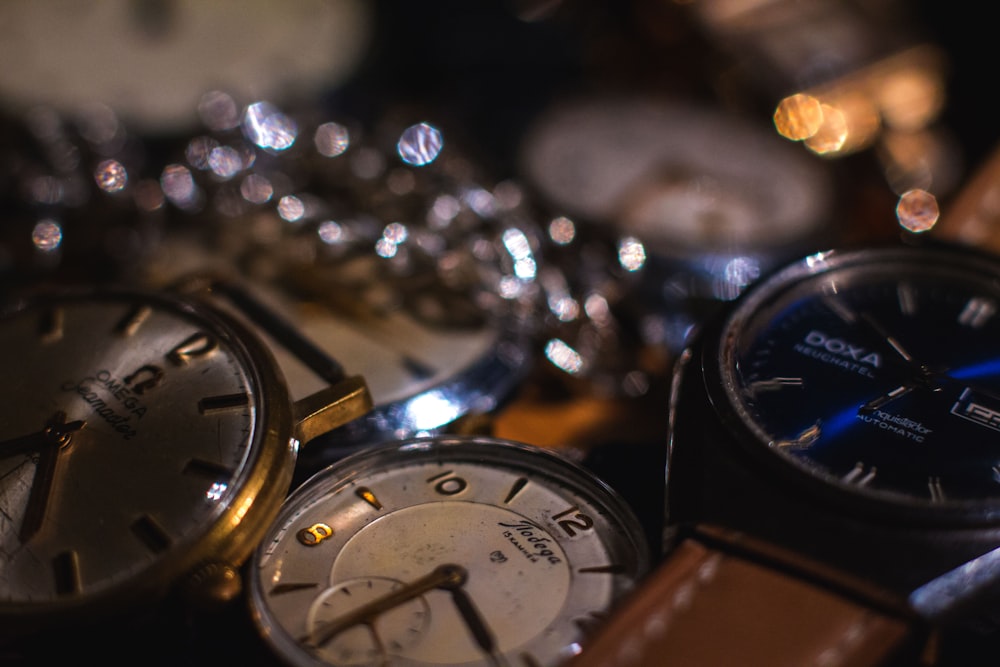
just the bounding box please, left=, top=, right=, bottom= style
left=445, top=578, right=508, bottom=667
left=0, top=430, right=51, bottom=456
left=20, top=412, right=86, bottom=542
left=0, top=412, right=86, bottom=456
left=854, top=311, right=1000, bottom=408
left=857, top=312, right=916, bottom=363
left=366, top=624, right=391, bottom=667
left=20, top=441, right=60, bottom=542
left=305, top=563, right=464, bottom=648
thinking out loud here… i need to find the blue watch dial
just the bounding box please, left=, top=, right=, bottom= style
left=721, top=247, right=1000, bottom=507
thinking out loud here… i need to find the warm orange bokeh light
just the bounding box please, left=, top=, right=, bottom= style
left=774, top=94, right=823, bottom=141
left=897, top=188, right=939, bottom=233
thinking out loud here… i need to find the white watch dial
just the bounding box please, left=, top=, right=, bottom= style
left=251, top=437, right=649, bottom=667
left=0, top=0, right=371, bottom=131
left=519, top=96, right=833, bottom=256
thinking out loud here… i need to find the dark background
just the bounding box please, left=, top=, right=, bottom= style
left=343, top=1, right=1000, bottom=193
left=5, top=1, right=1000, bottom=664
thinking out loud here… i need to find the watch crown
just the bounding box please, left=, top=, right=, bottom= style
left=182, top=561, right=244, bottom=609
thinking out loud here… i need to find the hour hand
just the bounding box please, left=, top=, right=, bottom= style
left=0, top=430, right=50, bottom=456
left=18, top=412, right=86, bottom=542
left=0, top=412, right=83, bottom=455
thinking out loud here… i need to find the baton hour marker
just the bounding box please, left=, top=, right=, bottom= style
left=578, top=564, right=626, bottom=574
left=53, top=550, right=81, bottom=596
left=928, top=477, right=946, bottom=502
left=504, top=477, right=529, bottom=504
left=183, top=458, right=234, bottom=480
left=958, top=297, right=996, bottom=329
left=747, top=377, right=803, bottom=395
left=115, top=304, right=152, bottom=337
left=198, top=393, right=250, bottom=414
left=39, top=307, right=63, bottom=343
left=270, top=582, right=320, bottom=596
left=822, top=296, right=857, bottom=324
left=897, top=283, right=917, bottom=316
left=842, top=462, right=876, bottom=486
left=356, top=487, right=383, bottom=510
left=131, top=515, right=172, bottom=553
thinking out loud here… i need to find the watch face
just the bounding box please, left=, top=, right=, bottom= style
left=0, top=287, right=290, bottom=620
left=250, top=437, right=649, bottom=667
left=518, top=95, right=833, bottom=256
left=718, top=246, right=1000, bottom=513
left=272, top=255, right=515, bottom=410
left=0, top=0, right=371, bottom=131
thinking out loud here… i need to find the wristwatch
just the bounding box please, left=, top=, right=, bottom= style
left=0, top=279, right=372, bottom=646
left=248, top=435, right=651, bottom=667
left=565, top=243, right=1000, bottom=667
left=0, top=0, right=371, bottom=133
left=518, top=94, right=837, bottom=352
left=933, top=140, right=1000, bottom=253
left=267, top=257, right=537, bottom=471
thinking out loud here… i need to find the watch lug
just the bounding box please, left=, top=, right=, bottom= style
left=293, top=375, right=373, bottom=445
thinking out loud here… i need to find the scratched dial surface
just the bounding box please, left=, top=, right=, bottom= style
left=0, top=289, right=262, bottom=605
left=719, top=246, right=1000, bottom=509
left=250, top=437, right=649, bottom=667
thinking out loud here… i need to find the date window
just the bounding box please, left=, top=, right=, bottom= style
left=951, top=387, right=1000, bottom=433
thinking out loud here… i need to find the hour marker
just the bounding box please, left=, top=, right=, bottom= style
left=115, top=304, right=151, bottom=337
left=131, top=515, right=172, bottom=553
left=167, top=331, right=218, bottom=365
left=356, top=487, right=382, bottom=510
left=958, top=297, right=996, bottom=328
left=402, top=355, right=435, bottom=380
left=578, top=564, right=626, bottom=574
left=183, top=458, right=234, bottom=479
left=774, top=422, right=821, bottom=449
left=504, top=477, right=529, bottom=504
left=39, top=307, right=63, bottom=343
left=746, top=377, right=803, bottom=396
left=573, top=611, right=607, bottom=636
left=897, top=283, right=917, bottom=316
left=520, top=653, right=543, bottom=667
left=928, top=477, right=946, bottom=502
left=993, top=466, right=1000, bottom=484
left=842, top=462, right=876, bottom=486
left=198, top=393, right=250, bottom=414
left=53, top=550, right=81, bottom=595
left=270, top=582, right=319, bottom=596
left=822, top=296, right=856, bottom=323
left=859, top=385, right=913, bottom=415
left=297, top=523, right=334, bottom=546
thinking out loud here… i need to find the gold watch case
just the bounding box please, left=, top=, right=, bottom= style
left=0, top=283, right=371, bottom=638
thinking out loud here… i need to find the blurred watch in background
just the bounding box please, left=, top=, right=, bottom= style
left=518, top=94, right=837, bottom=355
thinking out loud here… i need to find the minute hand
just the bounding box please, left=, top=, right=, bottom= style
left=858, top=312, right=916, bottom=363
left=304, top=563, right=466, bottom=648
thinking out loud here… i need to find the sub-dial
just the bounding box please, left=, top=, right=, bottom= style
left=304, top=576, right=431, bottom=666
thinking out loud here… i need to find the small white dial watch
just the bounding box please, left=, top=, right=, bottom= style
left=249, top=435, right=651, bottom=666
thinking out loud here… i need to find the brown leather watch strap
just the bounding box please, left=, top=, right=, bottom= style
left=934, top=142, right=1000, bottom=251
left=566, top=539, right=914, bottom=667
